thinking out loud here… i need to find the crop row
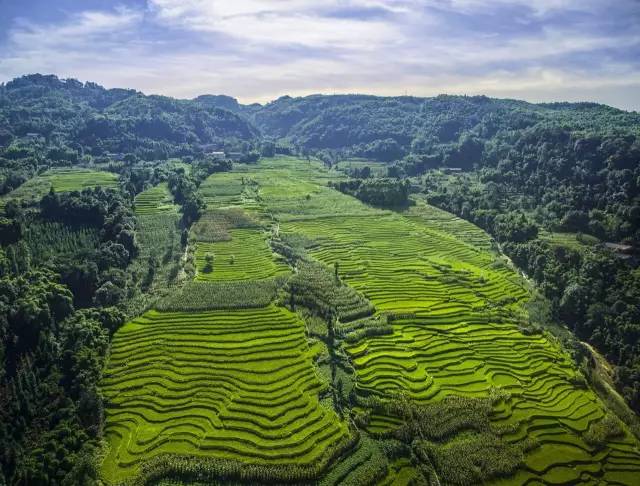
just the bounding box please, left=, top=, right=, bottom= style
left=101, top=305, right=349, bottom=483
left=134, top=183, right=177, bottom=215
left=194, top=228, right=289, bottom=282
left=277, top=207, right=640, bottom=482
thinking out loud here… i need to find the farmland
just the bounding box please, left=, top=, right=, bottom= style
left=100, top=157, right=640, bottom=484
left=194, top=229, right=289, bottom=281
left=134, top=182, right=178, bottom=215
left=101, top=160, right=351, bottom=483
left=0, top=167, right=119, bottom=213
left=125, top=182, right=183, bottom=315
left=43, top=167, right=119, bottom=192
left=539, top=229, right=601, bottom=251
left=101, top=305, right=349, bottom=483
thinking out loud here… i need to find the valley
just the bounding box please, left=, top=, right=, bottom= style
left=100, top=157, right=640, bottom=484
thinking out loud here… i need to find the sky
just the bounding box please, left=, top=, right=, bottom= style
left=0, top=0, right=638, bottom=110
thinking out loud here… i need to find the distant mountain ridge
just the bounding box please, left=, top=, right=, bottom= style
left=1, top=73, right=638, bottom=162
left=0, top=74, right=258, bottom=158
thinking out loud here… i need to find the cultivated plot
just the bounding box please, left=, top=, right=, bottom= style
left=102, top=156, right=640, bottom=484
left=0, top=167, right=118, bottom=213
left=101, top=305, right=349, bottom=483
left=194, top=228, right=289, bottom=281
left=134, top=182, right=178, bottom=215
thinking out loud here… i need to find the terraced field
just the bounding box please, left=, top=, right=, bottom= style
left=43, top=167, right=118, bottom=192
left=102, top=156, right=640, bottom=484
left=134, top=183, right=178, bottom=215
left=199, top=171, right=256, bottom=209
left=278, top=213, right=640, bottom=483
left=101, top=161, right=348, bottom=483
left=0, top=167, right=118, bottom=213
left=101, top=306, right=349, bottom=483
left=241, top=157, right=640, bottom=484
left=194, top=228, right=289, bottom=281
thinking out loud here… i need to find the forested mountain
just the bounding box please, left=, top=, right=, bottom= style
left=250, top=93, right=640, bottom=161
left=0, top=74, right=258, bottom=162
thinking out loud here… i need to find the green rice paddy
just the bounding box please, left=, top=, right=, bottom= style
left=194, top=229, right=289, bottom=281
left=44, top=167, right=118, bottom=192
left=134, top=182, right=178, bottom=215
left=198, top=171, right=257, bottom=210
left=101, top=156, right=640, bottom=484
left=101, top=305, right=349, bottom=482
left=0, top=167, right=118, bottom=213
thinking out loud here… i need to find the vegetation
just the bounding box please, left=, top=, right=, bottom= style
left=101, top=305, right=349, bottom=483
left=424, top=148, right=640, bottom=412
left=2, top=72, right=640, bottom=485
left=156, top=279, right=284, bottom=311
left=330, top=178, right=411, bottom=208
left=0, top=74, right=258, bottom=164
left=0, top=168, right=118, bottom=214
left=133, top=182, right=177, bottom=215
left=194, top=229, right=289, bottom=281
left=245, top=156, right=640, bottom=484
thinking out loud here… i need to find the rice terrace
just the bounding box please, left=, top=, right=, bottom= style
left=94, top=157, right=640, bottom=485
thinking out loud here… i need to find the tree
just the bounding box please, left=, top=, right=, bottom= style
left=0, top=217, right=21, bottom=245
left=261, top=141, right=276, bottom=157
left=203, top=253, right=214, bottom=273
left=94, top=281, right=124, bottom=306
left=182, top=194, right=205, bottom=225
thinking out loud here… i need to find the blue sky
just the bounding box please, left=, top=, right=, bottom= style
left=0, top=0, right=638, bottom=110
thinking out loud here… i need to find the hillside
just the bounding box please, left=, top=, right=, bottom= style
left=0, top=74, right=258, bottom=159
left=249, top=93, right=640, bottom=159
left=98, top=156, right=640, bottom=484
left=1, top=75, right=640, bottom=485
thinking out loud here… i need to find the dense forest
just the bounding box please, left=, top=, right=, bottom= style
left=1, top=74, right=640, bottom=484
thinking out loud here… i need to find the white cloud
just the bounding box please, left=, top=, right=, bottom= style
left=148, top=0, right=413, bottom=49
left=0, top=7, right=144, bottom=80
left=431, top=0, right=600, bottom=15
left=9, top=7, right=142, bottom=51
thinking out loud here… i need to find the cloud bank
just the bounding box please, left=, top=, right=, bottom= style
left=0, top=0, right=638, bottom=110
